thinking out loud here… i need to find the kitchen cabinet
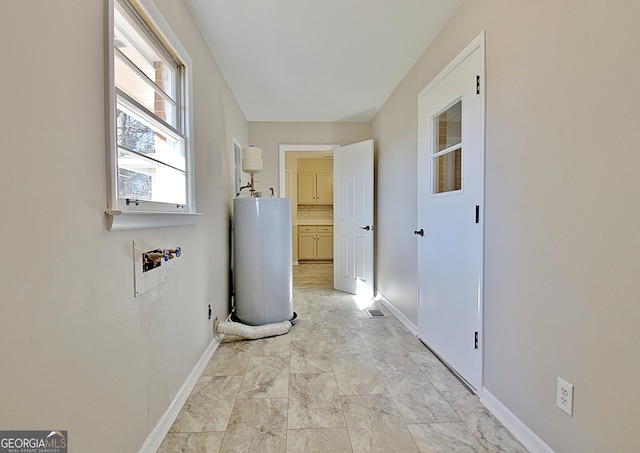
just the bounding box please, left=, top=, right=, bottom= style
left=298, top=225, right=333, bottom=260
left=298, top=173, right=333, bottom=204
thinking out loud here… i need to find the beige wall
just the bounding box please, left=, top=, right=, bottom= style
left=298, top=158, right=333, bottom=173
left=0, top=1, right=247, bottom=451
left=371, top=0, right=640, bottom=451
left=248, top=122, right=370, bottom=192
left=4, top=0, right=640, bottom=451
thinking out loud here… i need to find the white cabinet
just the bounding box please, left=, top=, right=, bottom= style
left=298, top=225, right=333, bottom=260
left=298, top=173, right=333, bottom=204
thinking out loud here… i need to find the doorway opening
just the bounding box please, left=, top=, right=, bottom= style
left=279, top=144, right=336, bottom=277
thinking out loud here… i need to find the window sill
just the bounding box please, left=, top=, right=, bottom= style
left=106, top=210, right=201, bottom=231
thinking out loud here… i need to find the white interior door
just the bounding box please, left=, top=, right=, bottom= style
left=417, top=35, right=485, bottom=391
left=334, top=139, right=374, bottom=296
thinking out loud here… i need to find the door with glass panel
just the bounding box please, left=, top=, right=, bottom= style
left=417, top=37, right=484, bottom=392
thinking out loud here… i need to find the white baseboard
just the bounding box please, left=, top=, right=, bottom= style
left=480, top=388, right=555, bottom=453
left=375, top=291, right=418, bottom=335
left=138, top=336, right=221, bottom=453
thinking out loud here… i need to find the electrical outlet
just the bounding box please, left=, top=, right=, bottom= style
left=556, top=377, right=574, bottom=416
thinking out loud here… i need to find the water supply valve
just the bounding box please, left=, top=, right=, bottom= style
left=163, top=247, right=182, bottom=260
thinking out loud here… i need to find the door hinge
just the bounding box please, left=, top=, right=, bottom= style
left=476, top=75, right=480, bottom=95
left=475, top=205, right=480, bottom=224
left=474, top=331, right=479, bottom=349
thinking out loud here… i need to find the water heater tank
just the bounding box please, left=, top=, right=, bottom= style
left=233, top=197, right=294, bottom=325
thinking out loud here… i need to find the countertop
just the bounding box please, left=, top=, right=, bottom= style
left=294, top=219, right=334, bottom=226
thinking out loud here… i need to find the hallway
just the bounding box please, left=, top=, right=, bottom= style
left=158, top=263, right=526, bottom=452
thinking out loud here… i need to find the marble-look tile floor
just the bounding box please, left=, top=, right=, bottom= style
left=158, top=262, right=527, bottom=452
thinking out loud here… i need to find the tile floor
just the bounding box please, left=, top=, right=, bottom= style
left=158, top=262, right=527, bottom=452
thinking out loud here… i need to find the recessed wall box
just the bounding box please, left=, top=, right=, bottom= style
left=133, top=238, right=167, bottom=296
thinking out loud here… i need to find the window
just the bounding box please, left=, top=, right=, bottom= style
left=432, top=100, right=462, bottom=194
left=106, top=0, right=196, bottom=229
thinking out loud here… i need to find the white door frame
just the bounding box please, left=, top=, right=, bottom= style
left=233, top=137, right=244, bottom=196
left=279, top=144, right=337, bottom=266
left=417, top=31, right=485, bottom=392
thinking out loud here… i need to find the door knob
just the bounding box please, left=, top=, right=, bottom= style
left=414, top=228, right=424, bottom=236
left=359, top=225, right=371, bottom=231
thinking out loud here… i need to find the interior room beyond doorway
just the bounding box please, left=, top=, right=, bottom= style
left=281, top=145, right=335, bottom=271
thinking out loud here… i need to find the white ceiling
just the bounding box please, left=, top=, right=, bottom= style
left=184, top=0, right=463, bottom=122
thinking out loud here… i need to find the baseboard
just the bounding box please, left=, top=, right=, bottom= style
left=480, top=388, right=555, bottom=453
left=375, top=291, right=418, bottom=335
left=138, top=335, right=221, bottom=453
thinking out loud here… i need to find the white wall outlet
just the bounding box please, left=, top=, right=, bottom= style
left=556, top=377, right=574, bottom=416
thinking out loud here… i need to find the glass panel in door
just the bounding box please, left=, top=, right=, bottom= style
left=433, top=100, right=462, bottom=194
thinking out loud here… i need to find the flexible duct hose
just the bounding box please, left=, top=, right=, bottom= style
left=215, top=319, right=291, bottom=340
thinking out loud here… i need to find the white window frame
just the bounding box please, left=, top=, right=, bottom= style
left=105, top=0, right=198, bottom=230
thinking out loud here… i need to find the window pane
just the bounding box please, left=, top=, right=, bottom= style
left=116, top=107, right=185, bottom=171
left=118, top=148, right=186, bottom=204
left=434, top=148, right=462, bottom=194
left=435, top=101, right=461, bottom=153
left=114, top=5, right=177, bottom=104
left=115, top=55, right=176, bottom=125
